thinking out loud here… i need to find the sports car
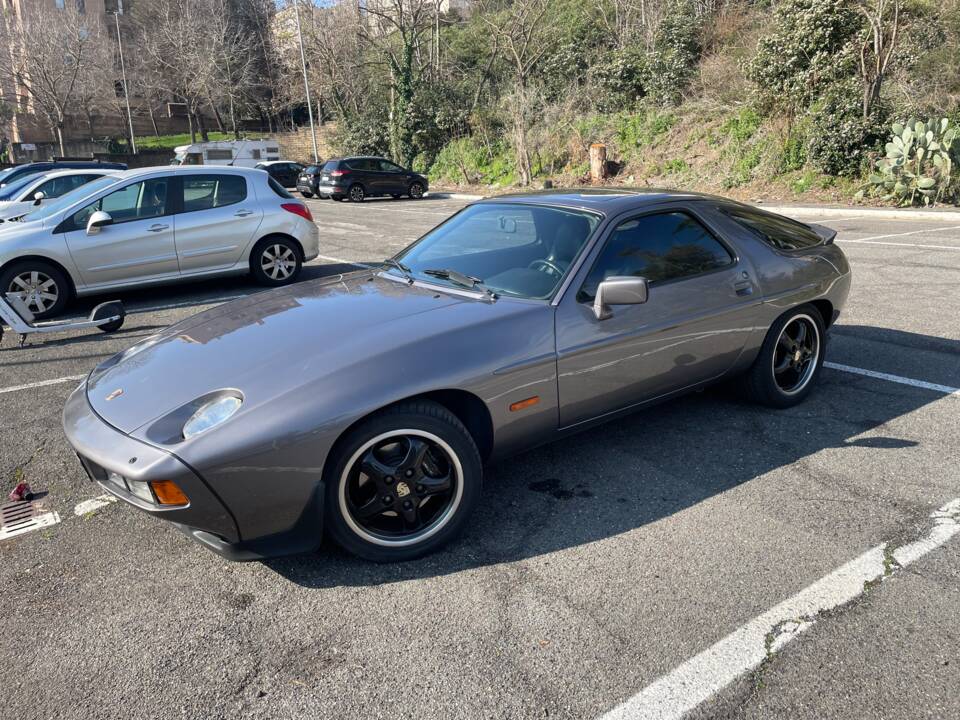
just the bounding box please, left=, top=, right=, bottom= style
left=63, top=190, right=851, bottom=562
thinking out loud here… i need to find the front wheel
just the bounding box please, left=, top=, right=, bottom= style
left=743, top=304, right=826, bottom=408
left=250, top=237, right=302, bottom=286
left=0, top=260, right=70, bottom=319
left=408, top=182, right=424, bottom=199
left=324, top=400, right=482, bottom=562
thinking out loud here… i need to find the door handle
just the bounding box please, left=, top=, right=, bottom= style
left=733, top=279, right=754, bottom=296
left=147, top=224, right=169, bottom=232
left=234, top=210, right=254, bottom=217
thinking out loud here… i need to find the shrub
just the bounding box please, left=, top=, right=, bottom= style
left=589, top=47, right=647, bottom=113
left=644, top=0, right=701, bottom=105
left=334, top=108, right=390, bottom=158
left=748, top=0, right=860, bottom=113
left=858, top=118, right=960, bottom=206
left=806, top=81, right=887, bottom=176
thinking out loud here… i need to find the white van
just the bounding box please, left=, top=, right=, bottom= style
left=171, top=139, right=281, bottom=168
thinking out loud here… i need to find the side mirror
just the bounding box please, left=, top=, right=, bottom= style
left=32, top=191, right=46, bottom=205
left=593, top=276, right=649, bottom=321
left=86, top=210, right=113, bottom=235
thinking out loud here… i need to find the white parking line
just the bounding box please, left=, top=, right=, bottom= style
left=598, top=499, right=960, bottom=720
left=0, top=375, right=85, bottom=396
left=73, top=495, right=117, bottom=516
left=839, top=239, right=960, bottom=250
left=315, top=254, right=375, bottom=268
left=825, top=361, right=960, bottom=397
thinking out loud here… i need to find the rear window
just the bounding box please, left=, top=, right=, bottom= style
left=268, top=177, right=293, bottom=198
left=321, top=161, right=339, bottom=172
left=723, top=208, right=823, bottom=251
left=305, top=165, right=322, bottom=174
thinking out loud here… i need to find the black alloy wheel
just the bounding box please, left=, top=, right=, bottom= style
left=409, top=182, right=424, bottom=199
left=773, top=314, right=819, bottom=394
left=349, top=184, right=365, bottom=202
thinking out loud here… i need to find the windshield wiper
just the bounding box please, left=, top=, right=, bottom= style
left=423, top=268, right=497, bottom=301
left=382, top=258, right=414, bottom=283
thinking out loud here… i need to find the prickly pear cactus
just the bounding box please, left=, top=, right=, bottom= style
left=857, top=118, right=958, bottom=206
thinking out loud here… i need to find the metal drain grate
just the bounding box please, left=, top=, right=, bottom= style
left=0, top=500, right=61, bottom=540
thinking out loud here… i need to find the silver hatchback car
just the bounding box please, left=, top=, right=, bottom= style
left=0, top=166, right=320, bottom=317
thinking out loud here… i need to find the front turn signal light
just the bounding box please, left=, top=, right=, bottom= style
left=149, top=480, right=189, bottom=506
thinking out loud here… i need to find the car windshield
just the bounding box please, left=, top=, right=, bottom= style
left=0, top=173, right=45, bottom=201
left=17, top=175, right=120, bottom=224
left=0, top=167, right=18, bottom=185
left=393, top=203, right=600, bottom=300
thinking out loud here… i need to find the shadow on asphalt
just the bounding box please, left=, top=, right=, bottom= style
left=264, top=325, right=947, bottom=589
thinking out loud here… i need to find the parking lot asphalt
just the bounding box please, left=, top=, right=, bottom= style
left=1, top=194, right=958, bottom=720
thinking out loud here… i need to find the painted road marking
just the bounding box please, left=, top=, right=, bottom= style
left=849, top=224, right=960, bottom=242
left=839, top=239, right=960, bottom=250
left=73, top=495, right=117, bottom=516
left=825, top=361, right=960, bottom=397
left=598, top=499, right=960, bottom=720
left=315, top=254, right=375, bottom=268
left=0, top=375, right=85, bottom=396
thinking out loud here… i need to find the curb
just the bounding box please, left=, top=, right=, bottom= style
left=430, top=191, right=484, bottom=201
left=753, top=204, right=960, bottom=222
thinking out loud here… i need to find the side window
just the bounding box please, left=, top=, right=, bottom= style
left=722, top=209, right=823, bottom=251
left=347, top=159, right=375, bottom=172
left=580, top=211, right=733, bottom=300
left=41, top=174, right=94, bottom=198
left=378, top=160, right=403, bottom=173
left=182, top=174, right=247, bottom=212
left=68, top=178, right=170, bottom=230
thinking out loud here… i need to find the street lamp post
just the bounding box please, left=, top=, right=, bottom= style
left=112, top=5, right=136, bottom=154
left=293, top=0, right=320, bottom=163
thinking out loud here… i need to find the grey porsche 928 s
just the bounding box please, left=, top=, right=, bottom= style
left=64, top=190, right=851, bottom=562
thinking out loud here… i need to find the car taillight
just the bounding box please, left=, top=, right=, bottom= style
left=329, top=169, right=349, bottom=177
left=281, top=202, right=313, bottom=222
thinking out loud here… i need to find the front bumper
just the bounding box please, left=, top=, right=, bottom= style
left=63, top=383, right=324, bottom=561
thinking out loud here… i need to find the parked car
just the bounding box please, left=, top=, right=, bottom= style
left=298, top=156, right=428, bottom=202
left=170, top=139, right=281, bottom=168
left=0, top=169, right=123, bottom=223
left=255, top=160, right=304, bottom=188
left=0, top=166, right=318, bottom=318
left=63, top=190, right=850, bottom=563
left=0, top=160, right=127, bottom=188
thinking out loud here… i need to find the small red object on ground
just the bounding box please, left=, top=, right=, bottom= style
left=8, top=482, right=32, bottom=502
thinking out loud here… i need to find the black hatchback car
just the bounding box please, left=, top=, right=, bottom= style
left=0, top=160, right=128, bottom=188
left=255, top=161, right=304, bottom=188
left=297, top=157, right=428, bottom=202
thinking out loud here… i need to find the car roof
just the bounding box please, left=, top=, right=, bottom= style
left=256, top=160, right=297, bottom=166
left=476, top=187, right=738, bottom=215
left=27, top=168, right=123, bottom=182
left=111, top=165, right=265, bottom=181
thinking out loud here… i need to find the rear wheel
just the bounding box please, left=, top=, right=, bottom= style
left=744, top=304, right=825, bottom=408
left=324, top=400, right=482, bottom=562
left=300, top=190, right=314, bottom=198
left=348, top=184, right=365, bottom=202
left=409, top=182, right=424, bottom=199
left=250, top=237, right=302, bottom=286
left=0, top=260, right=69, bottom=319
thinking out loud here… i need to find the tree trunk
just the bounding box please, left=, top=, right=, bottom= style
left=148, top=103, right=160, bottom=137
left=590, top=143, right=608, bottom=184
left=862, top=76, right=883, bottom=121
left=209, top=96, right=226, bottom=133
left=55, top=125, right=66, bottom=158
left=188, top=111, right=196, bottom=144
left=196, top=111, right=209, bottom=142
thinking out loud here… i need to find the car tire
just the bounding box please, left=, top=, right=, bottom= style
left=300, top=191, right=314, bottom=198
left=409, top=182, right=425, bottom=199
left=324, top=400, right=483, bottom=562
left=743, top=304, right=826, bottom=408
left=348, top=184, right=365, bottom=202
left=0, top=260, right=70, bottom=319
left=250, top=236, right=302, bottom=286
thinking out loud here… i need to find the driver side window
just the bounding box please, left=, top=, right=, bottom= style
left=579, top=211, right=733, bottom=300
left=68, top=178, right=170, bottom=231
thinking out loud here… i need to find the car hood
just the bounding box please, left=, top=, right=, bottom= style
left=86, top=272, right=515, bottom=435
left=0, top=201, right=34, bottom=221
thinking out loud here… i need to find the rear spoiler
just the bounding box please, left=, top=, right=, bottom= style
left=808, top=222, right=837, bottom=245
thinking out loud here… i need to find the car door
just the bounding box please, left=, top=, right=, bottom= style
left=63, top=177, right=178, bottom=287
left=174, top=173, right=263, bottom=274
left=555, top=207, right=762, bottom=427
left=280, top=164, right=300, bottom=187
left=377, top=160, right=409, bottom=194
left=349, top=159, right=380, bottom=194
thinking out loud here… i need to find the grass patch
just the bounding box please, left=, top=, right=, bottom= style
left=134, top=132, right=235, bottom=150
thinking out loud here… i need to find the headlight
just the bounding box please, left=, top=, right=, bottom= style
left=182, top=395, right=242, bottom=440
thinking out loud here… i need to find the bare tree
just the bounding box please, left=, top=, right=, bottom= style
left=0, top=2, right=104, bottom=155
left=481, top=0, right=559, bottom=185
left=859, top=0, right=900, bottom=120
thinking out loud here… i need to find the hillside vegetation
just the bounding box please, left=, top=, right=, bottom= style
left=320, top=0, right=960, bottom=205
